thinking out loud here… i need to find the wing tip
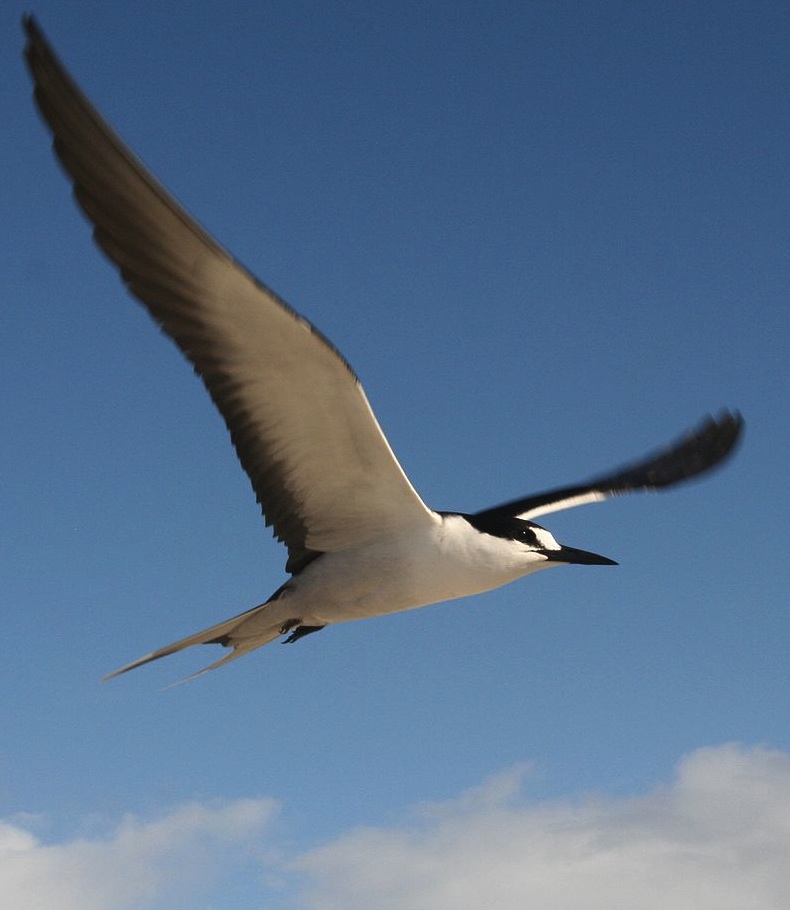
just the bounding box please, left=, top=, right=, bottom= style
left=22, top=13, right=39, bottom=35
left=658, top=407, right=745, bottom=486
left=23, top=15, right=49, bottom=62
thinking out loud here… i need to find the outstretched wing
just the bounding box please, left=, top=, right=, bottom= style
left=24, top=17, right=434, bottom=574
left=474, top=411, right=744, bottom=523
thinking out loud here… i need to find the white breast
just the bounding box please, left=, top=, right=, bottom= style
left=284, top=513, right=555, bottom=626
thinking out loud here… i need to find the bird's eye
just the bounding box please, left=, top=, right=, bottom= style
left=515, top=527, right=539, bottom=546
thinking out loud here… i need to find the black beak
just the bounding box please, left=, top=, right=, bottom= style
left=544, top=545, right=618, bottom=566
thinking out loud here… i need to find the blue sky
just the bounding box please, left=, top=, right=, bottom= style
left=3, top=1, right=789, bottom=907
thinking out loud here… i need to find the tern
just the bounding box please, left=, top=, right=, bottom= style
left=24, top=18, right=743, bottom=681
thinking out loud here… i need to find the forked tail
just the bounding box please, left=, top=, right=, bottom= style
left=102, top=603, right=282, bottom=684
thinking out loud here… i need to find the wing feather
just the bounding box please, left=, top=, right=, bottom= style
left=475, top=411, right=744, bottom=523
left=24, top=17, right=433, bottom=572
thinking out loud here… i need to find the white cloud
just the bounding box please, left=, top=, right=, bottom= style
left=4, top=745, right=790, bottom=910
left=294, top=744, right=790, bottom=910
left=0, top=798, right=277, bottom=910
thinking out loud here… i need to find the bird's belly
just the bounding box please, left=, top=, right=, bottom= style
left=289, top=524, right=535, bottom=625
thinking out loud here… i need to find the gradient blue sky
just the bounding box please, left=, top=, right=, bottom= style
left=3, top=2, right=790, bottom=908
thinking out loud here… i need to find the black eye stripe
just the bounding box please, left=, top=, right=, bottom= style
left=453, top=512, right=545, bottom=546
left=514, top=527, right=540, bottom=546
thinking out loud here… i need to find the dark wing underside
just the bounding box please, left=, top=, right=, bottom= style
left=475, top=411, right=744, bottom=523
left=24, top=17, right=433, bottom=573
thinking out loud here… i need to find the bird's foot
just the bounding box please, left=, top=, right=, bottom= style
left=281, top=624, right=326, bottom=644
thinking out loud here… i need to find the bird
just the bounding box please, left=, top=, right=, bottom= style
left=24, top=17, right=743, bottom=681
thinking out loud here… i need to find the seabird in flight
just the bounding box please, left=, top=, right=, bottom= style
left=23, top=18, right=743, bottom=680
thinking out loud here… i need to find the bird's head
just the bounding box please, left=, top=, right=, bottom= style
left=465, top=513, right=618, bottom=568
